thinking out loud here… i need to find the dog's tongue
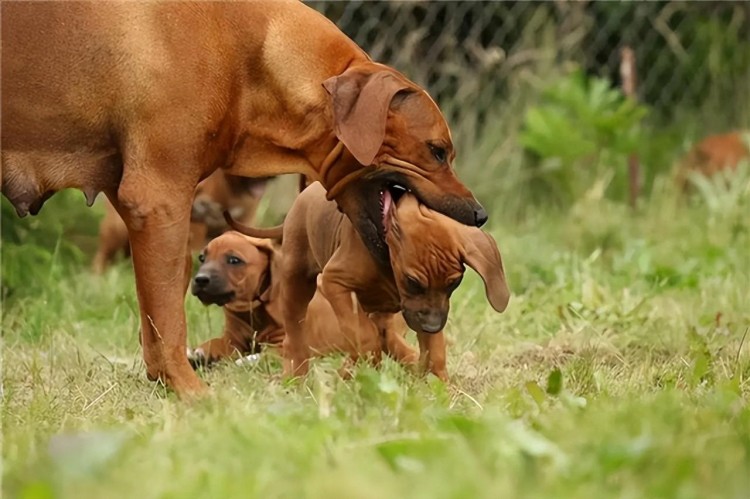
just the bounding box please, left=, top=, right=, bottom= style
left=382, top=189, right=393, bottom=232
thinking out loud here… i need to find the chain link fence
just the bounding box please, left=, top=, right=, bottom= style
left=308, top=1, right=750, bottom=135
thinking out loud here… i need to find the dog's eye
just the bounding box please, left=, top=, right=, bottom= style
left=226, top=255, right=244, bottom=265
left=428, top=144, right=447, bottom=164
left=198, top=254, right=205, bottom=263
left=405, top=275, right=426, bottom=295
left=446, top=275, right=463, bottom=293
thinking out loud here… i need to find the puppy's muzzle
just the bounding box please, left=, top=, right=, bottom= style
left=191, top=268, right=235, bottom=305
left=404, top=309, right=447, bottom=334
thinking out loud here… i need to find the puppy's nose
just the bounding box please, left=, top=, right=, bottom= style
left=474, top=206, right=488, bottom=227
left=193, top=273, right=210, bottom=288
left=418, top=311, right=446, bottom=334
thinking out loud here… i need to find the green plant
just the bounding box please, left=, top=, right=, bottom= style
left=1, top=191, right=99, bottom=302
left=519, top=70, right=649, bottom=207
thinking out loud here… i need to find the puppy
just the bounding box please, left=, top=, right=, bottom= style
left=676, top=131, right=750, bottom=191
left=188, top=230, right=412, bottom=370
left=228, top=182, right=510, bottom=380
left=188, top=231, right=284, bottom=366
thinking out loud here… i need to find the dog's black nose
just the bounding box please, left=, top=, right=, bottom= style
left=193, top=274, right=210, bottom=288
left=417, top=311, right=446, bottom=334
left=474, top=206, right=488, bottom=227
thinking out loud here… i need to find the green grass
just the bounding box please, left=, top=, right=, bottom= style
left=2, top=167, right=750, bottom=499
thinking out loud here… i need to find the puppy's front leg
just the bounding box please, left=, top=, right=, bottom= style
left=417, top=331, right=448, bottom=382
left=318, top=272, right=382, bottom=367
left=372, top=312, right=418, bottom=368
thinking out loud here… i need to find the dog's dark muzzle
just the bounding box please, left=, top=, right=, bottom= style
left=191, top=267, right=235, bottom=305
left=403, top=309, right=447, bottom=335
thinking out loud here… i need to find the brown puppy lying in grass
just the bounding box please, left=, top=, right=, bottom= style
left=188, top=232, right=285, bottom=367
left=186, top=229, right=412, bottom=372
left=228, top=182, right=510, bottom=380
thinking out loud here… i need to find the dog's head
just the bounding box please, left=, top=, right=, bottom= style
left=384, top=193, right=510, bottom=334
left=191, top=231, right=276, bottom=311
left=322, top=63, right=487, bottom=266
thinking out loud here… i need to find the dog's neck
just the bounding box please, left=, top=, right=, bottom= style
left=224, top=304, right=275, bottom=336
left=224, top=271, right=277, bottom=336
left=227, top=46, right=371, bottom=193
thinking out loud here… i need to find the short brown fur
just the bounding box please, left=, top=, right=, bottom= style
left=2, top=1, right=485, bottom=396
left=230, top=182, right=509, bottom=380
left=93, top=171, right=270, bottom=274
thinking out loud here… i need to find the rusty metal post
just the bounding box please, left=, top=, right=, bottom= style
left=620, top=46, right=640, bottom=209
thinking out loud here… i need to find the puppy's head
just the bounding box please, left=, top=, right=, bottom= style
left=385, top=194, right=510, bottom=334
left=191, top=231, right=276, bottom=311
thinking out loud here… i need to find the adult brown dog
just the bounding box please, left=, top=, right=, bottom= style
left=188, top=232, right=284, bottom=366
left=228, top=182, right=509, bottom=379
left=93, top=171, right=270, bottom=274
left=2, top=1, right=486, bottom=396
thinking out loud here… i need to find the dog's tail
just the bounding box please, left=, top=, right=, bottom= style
left=223, top=211, right=284, bottom=240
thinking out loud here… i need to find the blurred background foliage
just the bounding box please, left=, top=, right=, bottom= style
left=2, top=1, right=749, bottom=300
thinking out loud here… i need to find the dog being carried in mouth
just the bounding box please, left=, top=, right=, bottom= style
left=228, top=182, right=511, bottom=380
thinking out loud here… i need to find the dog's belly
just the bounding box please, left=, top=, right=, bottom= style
left=1, top=149, right=122, bottom=217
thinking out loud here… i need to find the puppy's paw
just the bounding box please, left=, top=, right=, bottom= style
left=188, top=347, right=207, bottom=370
left=235, top=353, right=261, bottom=366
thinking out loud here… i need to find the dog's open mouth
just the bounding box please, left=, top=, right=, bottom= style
left=335, top=174, right=415, bottom=268
left=380, top=182, right=408, bottom=234
left=194, top=291, right=235, bottom=306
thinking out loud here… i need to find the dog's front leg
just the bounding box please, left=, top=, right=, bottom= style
left=372, top=312, right=418, bottom=368
left=318, top=272, right=382, bottom=367
left=279, top=259, right=317, bottom=377
left=417, top=331, right=448, bottom=382
left=113, top=156, right=207, bottom=398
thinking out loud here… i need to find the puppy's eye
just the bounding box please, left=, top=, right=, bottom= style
left=405, top=275, right=426, bottom=295
left=226, top=255, right=244, bottom=265
left=446, top=275, right=463, bottom=293
left=428, top=144, right=447, bottom=164
left=198, top=254, right=205, bottom=263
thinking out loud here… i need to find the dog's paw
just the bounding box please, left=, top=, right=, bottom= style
left=187, top=347, right=207, bottom=370
left=235, top=353, right=261, bottom=366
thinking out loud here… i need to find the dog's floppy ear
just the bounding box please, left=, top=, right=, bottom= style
left=461, top=229, right=510, bottom=313
left=323, top=68, right=411, bottom=166
left=385, top=193, right=420, bottom=245
left=247, top=237, right=277, bottom=303
left=239, top=235, right=276, bottom=255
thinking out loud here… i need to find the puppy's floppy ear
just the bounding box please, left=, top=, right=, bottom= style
left=385, top=204, right=402, bottom=243
left=461, top=228, right=510, bottom=313
left=388, top=193, right=420, bottom=236
left=323, top=68, right=411, bottom=166
left=245, top=237, right=277, bottom=303
left=240, top=236, right=276, bottom=256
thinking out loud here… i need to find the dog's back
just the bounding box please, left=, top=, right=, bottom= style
left=677, top=131, right=750, bottom=189
left=282, top=182, right=351, bottom=275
